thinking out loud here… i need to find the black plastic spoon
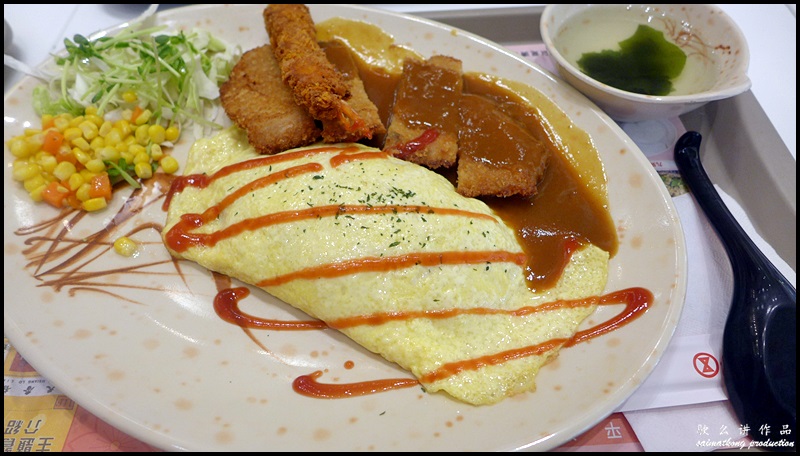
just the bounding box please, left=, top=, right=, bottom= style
left=674, top=131, right=796, bottom=449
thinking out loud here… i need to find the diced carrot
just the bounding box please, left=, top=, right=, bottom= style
left=41, top=181, right=68, bottom=208
left=130, top=106, right=144, bottom=124
left=88, top=173, right=112, bottom=200
left=55, top=146, right=78, bottom=165
left=65, top=194, right=81, bottom=210
left=41, top=129, right=64, bottom=155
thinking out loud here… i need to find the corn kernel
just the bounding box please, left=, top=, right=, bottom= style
left=116, top=142, right=130, bottom=155
left=73, top=148, right=91, bottom=165
left=76, top=182, right=92, bottom=202
left=105, top=128, right=123, bottom=146
left=165, top=126, right=180, bottom=142
left=122, top=91, right=138, bottom=103
left=133, top=151, right=150, bottom=165
left=120, top=151, right=135, bottom=164
left=128, top=144, right=146, bottom=157
left=24, top=175, right=47, bottom=193
left=135, top=109, right=152, bottom=125
left=71, top=137, right=91, bottom=152
left=29, top=184, right=47, bottom=202
left=122, top=108, right=133, bottom=122
left=79, top=169, right=98, bottom=181
left=113, top=236, right=138, bottom=257
left=148, top=124, right=166, bottom=144
left=85, top=106, right=98, bottom=116
left=99, top=120, right=113, bottom=138
left=90, top=137, right=105, bottom=151
left=53, top=116, right=71, bottom=132
left=135, top=125, right=150, bottom=145
left=150, top=143, right=164, bottom=161
left=26, top=133, right=44, bottom=152
left=53, top=161, right=77, bottom=181
left=97, top=147, right=120, bottom=163
left=82, top=197, right=108, bottom=212
left=79, top=120, right=99, bottom=141
left=85, top=159, right=106, bottom=174
left=62, top=127, right=82, bottom=142
left=115, top=119, right=132, bottom=138
left=40, top=172, right=56, bottom=184
left=37, top=154, right=58, bottom=173
left=7, top=137, right=31, bottom=158
left=12, top=163, right=40, bottom=182
left=134, top=162, right=153, bottom=179
left=68, top=173, right=85, bottom=191
left=160, top=155, right=179, bottom=174
left=85, top=113, right=104, bottom=127
left=68, top=115, right=85, bottom=128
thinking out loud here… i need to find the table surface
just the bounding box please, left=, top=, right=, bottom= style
left=3, top=3, right=796, bottom=453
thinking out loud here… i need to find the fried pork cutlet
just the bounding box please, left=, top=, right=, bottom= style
left=264, top=4, right=373, bottom=140
left=384, top=55, right=463, bottom=169
left=320, top=40, right=386, bottom=143
left=456, top=93, right=550, bottom=198
left=219, top=45, right=320, bottom=155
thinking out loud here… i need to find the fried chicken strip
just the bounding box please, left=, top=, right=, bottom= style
left=264, top=4, right=371, bottom=138
left=320, top=40, right=386, bottom=143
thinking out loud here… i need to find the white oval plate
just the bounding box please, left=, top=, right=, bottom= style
left=3, top=4, right=687, bottom=451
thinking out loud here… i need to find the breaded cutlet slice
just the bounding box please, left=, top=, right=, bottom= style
left=384, top=55, right=463, bottom=169
left=220, top=45, right=320, bottom=155
left=320, top=40, right=386, bottom=143
left=456, top=93, right=550, bottom=198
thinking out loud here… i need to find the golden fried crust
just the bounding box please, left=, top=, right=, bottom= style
left=320, top=41, right=386, bottom=143
left=264, top=4, right=377, bottom=140
left=456, top=93, right=549, bottom=198
left=220, top=45, right=320, bottom=155
left=384, top=56, right=463, bottom=169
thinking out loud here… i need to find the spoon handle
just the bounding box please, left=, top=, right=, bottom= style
left=673, top=131, right=785, bottom=279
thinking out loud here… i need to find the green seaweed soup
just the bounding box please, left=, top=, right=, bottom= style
left=577, top=24, right=687, bottom=96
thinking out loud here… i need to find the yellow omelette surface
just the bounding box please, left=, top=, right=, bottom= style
left=162, top=127, right=608, bottom=405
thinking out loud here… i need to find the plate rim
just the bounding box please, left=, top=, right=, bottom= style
left=3, top=3, right=688, bottom=452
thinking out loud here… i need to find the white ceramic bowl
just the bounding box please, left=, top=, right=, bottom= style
left=541, top=4, right=751, bottom=122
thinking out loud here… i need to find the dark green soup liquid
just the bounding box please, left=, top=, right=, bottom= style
left=577, top=24, right=687, bottom=96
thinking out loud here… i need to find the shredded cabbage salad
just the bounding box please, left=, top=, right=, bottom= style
left=33, top=23, right=241, bottom=138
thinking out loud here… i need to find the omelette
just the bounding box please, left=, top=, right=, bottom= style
left=161, top=127, right=609, bottom=406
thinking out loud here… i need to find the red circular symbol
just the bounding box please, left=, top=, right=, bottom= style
left=693, top=352, right=720, bottom=378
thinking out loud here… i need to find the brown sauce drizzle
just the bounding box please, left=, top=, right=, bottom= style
left=487, top=150, right=618, bottom=291
left=167, top=38, right=638, bottom=399
left=14, top=174, right=177, bottom=298
left=349, top=57, right=619, bottom=292
left=9, top=22, right=655, bottom=404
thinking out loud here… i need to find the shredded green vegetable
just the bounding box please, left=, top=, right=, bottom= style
left=33, top=23, right=241, bottom=137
